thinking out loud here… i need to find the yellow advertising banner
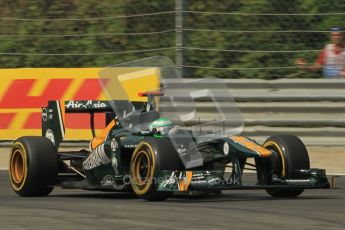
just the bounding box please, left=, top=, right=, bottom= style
left=0, top=68, right=159, bottom=140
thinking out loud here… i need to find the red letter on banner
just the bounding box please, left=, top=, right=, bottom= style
left=0, top=79, right=72, bottom=108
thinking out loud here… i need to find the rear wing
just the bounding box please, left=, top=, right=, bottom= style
left=42, top=99, right=154, bottom=149
left=42, top=100, right=116, bottom=149
left=42, top=101, right=65, bottom=150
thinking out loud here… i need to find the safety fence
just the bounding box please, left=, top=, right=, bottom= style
left=1, top=1, right=344, bottom=79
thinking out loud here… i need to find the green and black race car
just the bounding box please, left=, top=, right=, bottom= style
left=8, top=58, right=329, bottom=201
left=9, top=97, right=329, bottom=201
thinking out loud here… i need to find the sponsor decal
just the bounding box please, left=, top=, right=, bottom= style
left=177, top=144, right=186, bottom=155
left=45, top=129, right=55, bottom=145
left=83, top=144, right=111, bottom=170
left=191, top=171, right=211, bottom=182
left=101, top=175, right=115, bottom=186
left=190, top=171, right=223, bottom=187
left=124, top=144, right=137, bottom=148
left=160, top=172, right=178, bottom=190
left=223, top=142, right=230, bottom=155
left=159, top=171, right=193, bottom=192
left=42, top=108, right=48, bottom=121
left=158, top=170, right=225, bottom=191
left=48, top=109, right=53, bottom=120
left=112, top=155, right=119, bottom=174
left=110, top=139, right=120, bottom=173
left=111, top=138, right=118, bottom=152
left=65, top=100, right=107, bottom=109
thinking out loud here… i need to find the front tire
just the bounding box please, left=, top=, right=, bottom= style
left=263, top=135, right=310, bottom=197
left=130, top=140, right=172, bottom=201
left=9, top=136, right=58, bottom=197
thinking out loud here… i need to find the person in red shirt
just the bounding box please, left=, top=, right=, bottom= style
left=296, top=28, right=345, bottom=78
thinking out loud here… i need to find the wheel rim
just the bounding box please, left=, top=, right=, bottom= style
left=10, top=143, right=27, bottom=190
left=11, top=150, right=24, bottom=183
left=133, top=150, right=151, bottom=186
left=131, top=142, right=155, bottom=195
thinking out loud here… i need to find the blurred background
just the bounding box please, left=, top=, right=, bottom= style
left=0, top=0, right=344, bottom=180
left=0, top=0, right=344, bottom=79
left=0, top=0, right=345, bottom=147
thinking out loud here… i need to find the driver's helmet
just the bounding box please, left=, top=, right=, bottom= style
left=149, top=118, right=173, bottom=136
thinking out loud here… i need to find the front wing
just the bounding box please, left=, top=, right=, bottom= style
left=156, top=168, right=330, bottom=192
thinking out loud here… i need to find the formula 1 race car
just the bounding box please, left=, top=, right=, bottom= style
left=8, top=58, right=329, bottom=201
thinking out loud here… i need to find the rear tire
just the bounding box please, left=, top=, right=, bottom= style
left=130, top=139, right=172, bottom=201
left=9, top=136, right=57, bottom=197
left=263, top=135, right=310, bottom=197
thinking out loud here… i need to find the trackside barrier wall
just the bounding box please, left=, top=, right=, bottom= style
left=0, top=72, right=345, bottom=145
left=0, top=68, right=159, bottom=140
left=163, top=78, right=345, bottom=146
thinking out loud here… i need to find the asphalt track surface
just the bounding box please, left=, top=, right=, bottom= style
left=0, top=171, right=344, bottom=230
